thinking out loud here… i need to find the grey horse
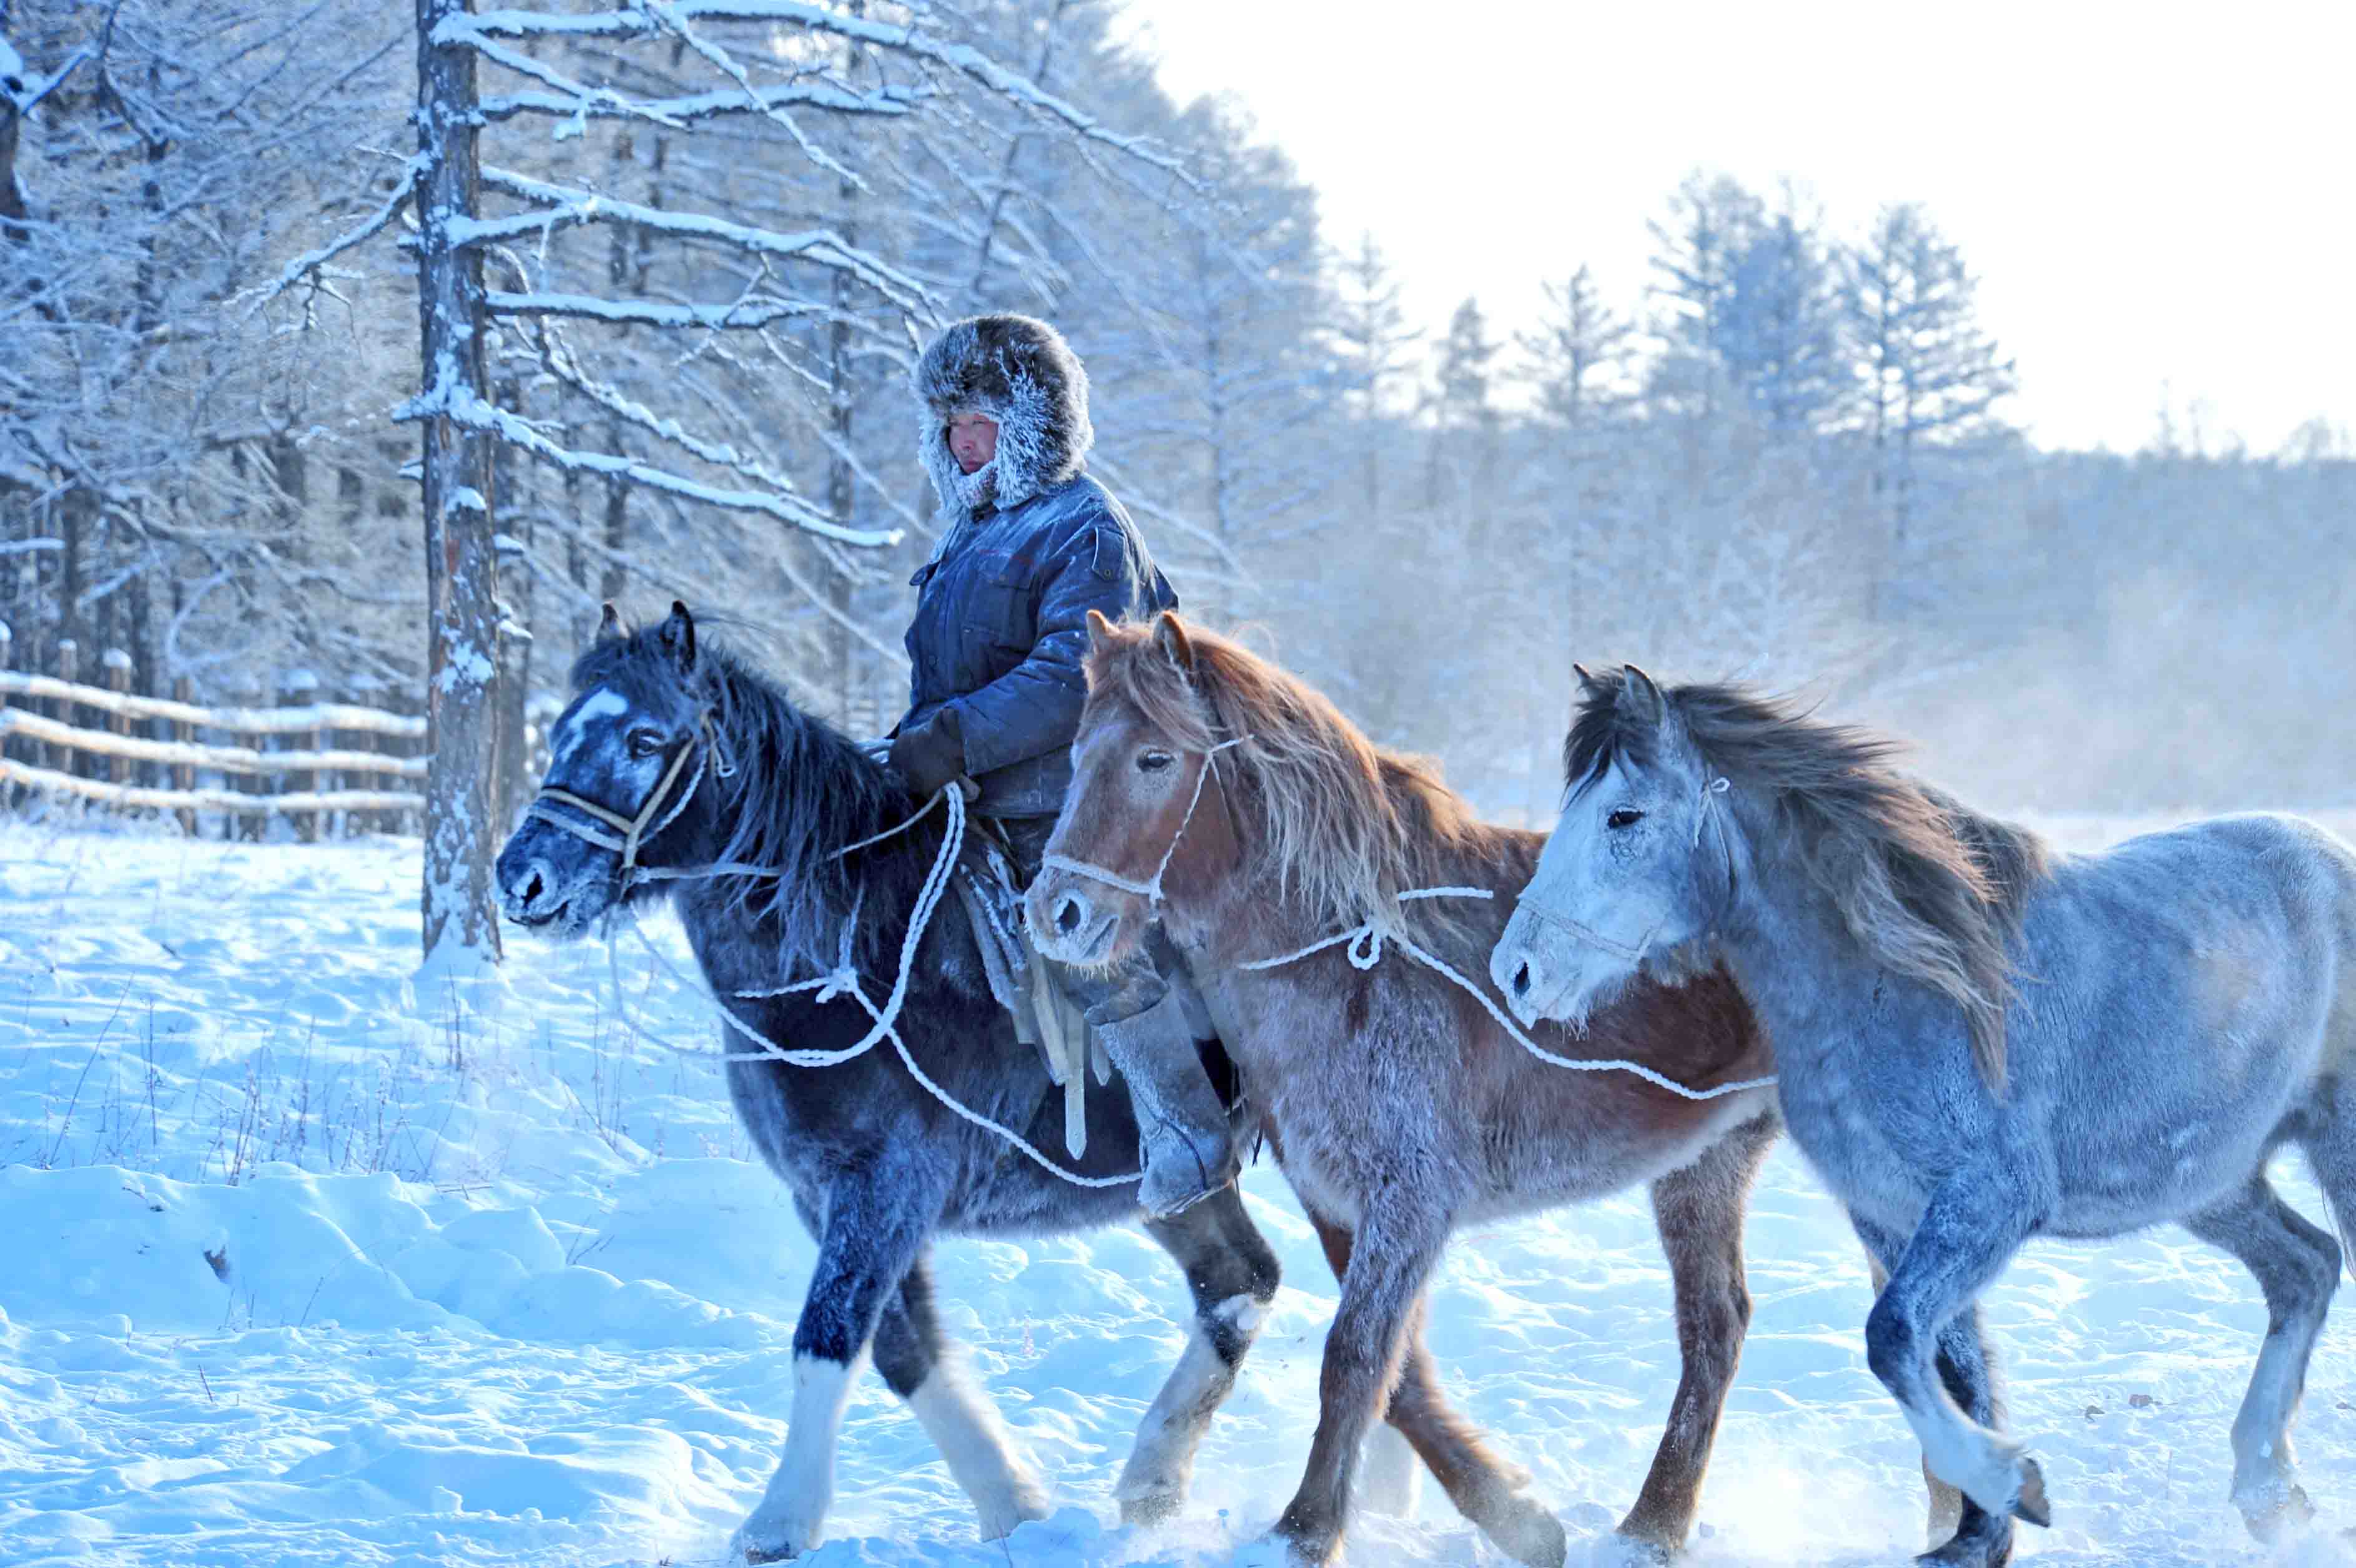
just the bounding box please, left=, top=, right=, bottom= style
left=1491, top=664, right=2356, bottom=1568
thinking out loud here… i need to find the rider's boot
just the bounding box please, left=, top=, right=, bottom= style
left=1084, top=970, right=1240, bottom=1220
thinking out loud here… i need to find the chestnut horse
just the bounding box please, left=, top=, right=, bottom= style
left=1026, top=611, right=1780, bottom=1566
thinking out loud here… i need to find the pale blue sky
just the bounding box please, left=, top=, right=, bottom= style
left=1121, top=1, right=2354, bottom=455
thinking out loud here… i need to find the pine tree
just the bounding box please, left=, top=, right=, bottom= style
left=1841, top=202, right=2018, bottom=553
left=1517, top=264, right=1632, bottom=429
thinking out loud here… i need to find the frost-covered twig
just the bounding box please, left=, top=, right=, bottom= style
left=398, top=374, right=900, bottom=549
left=242, top=157, right=421, bottom=315
left=476, top=77, right=920, bottom=127
left=466, top=165, right=932, bottom=313
left=484, top=287, right=817, bottom=331
left=447, top=2, right=1190, bottom=180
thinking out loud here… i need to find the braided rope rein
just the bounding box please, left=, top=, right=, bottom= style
left=1041, top=739, right=1771, bottom=1105
left=528, top=723, right=1139, bottom=1188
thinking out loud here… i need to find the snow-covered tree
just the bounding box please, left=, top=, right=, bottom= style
left=1517, top=264, right=1633, bottom=431
left=1331, top=232, right=1422, bottom=513
left=1841, top=201, right=2018, bottom=551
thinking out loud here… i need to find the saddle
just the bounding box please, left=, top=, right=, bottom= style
left=951, top=836, right=1110, bottom=1157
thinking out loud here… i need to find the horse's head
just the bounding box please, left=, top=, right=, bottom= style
left=1492, top=664, right=1728, bottom=1028
left=1027, top=611, right=1236, bottom=969
left=496, top=601, right=713, bottom=939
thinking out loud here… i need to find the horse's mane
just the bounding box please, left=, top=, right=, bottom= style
left=1085, top=618, right=1515, bottom=944
left=571, top=630, right=923, bottom=974
left=1568, top=680, right=2050, bottom=1087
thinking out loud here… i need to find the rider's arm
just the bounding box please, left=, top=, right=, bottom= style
left=945, top=517, right=1168, bottom=777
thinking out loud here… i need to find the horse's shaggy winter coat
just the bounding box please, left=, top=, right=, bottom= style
left=1501, top=665, right=2356, bottom=1567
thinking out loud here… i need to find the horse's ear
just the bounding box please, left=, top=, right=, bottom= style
left=1620, top=663, right=1665, bottom=722
left=1152, top=611, right=1196, bottom=673
left=1085, top=608, right=1118, bottom=651
left=657, top=600, right=697, bottom=672
left=596, top=602, right=626, bottom=644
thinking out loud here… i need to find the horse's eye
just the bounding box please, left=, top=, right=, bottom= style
left=627, top=728, right=667, bottom=760
left=1607, top=807, right=1645, bottom=829
left=1137, top=750, right=1175, bottom=774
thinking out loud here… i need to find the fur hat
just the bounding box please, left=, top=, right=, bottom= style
left=913, top=314, right=1095, bottom=517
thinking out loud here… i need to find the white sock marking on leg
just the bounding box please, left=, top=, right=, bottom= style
left=1120, top=1293, right=1265, bottom=1508
left=907, top=1361, right=1049, bottom=1539
left=736, top=1349, right=864, bottom=1560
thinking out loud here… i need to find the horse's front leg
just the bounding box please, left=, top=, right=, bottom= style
left=1117, top=1181, right=1284, bottom=1523
left=1616, top=1111, right=1775, bottom=1559
left=1865, top=1166, right=2048, bottom=1554
left=1306, top=1206, right=1563, bottom=1567
left=1270, top=1187, right=1451, bottom=1567
left=869, top=1250, right=1053, bottom=1539
left=732, top=1160, right=944, bottom=1566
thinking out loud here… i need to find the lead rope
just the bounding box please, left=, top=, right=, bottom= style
left=1240, top=885, right=1774, bottom=1102
left=575, top=773, right=1143, bottom=1191
left=1229, top=774, right=1771, bottom=1103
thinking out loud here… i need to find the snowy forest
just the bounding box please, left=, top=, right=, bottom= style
left=3, top=0, right=2351, bottom=946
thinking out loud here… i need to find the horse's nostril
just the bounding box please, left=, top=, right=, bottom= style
left=522, top=869, right=546, bottom=905
left=1053, top=894, right=1084, bottom=936
left=1511, top=960, right=1533, bottom=998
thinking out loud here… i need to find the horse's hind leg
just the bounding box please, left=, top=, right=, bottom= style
left=1857, top=1216, right=2007, bottom=1566
left=2183, top=1172, right=2340, bottom=1539
left=872, top=1250, right=1051, bottom=1540
left=1116, top=1180, right=1283, bottom=1525
left=1617, top=1112, right=1774, bottom=1559
left=1306, top=1210, right=1563, bottom=1566
left=732, top=1166, right=942, bottom=1566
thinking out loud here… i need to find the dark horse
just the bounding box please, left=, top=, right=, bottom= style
left=493, top=604, right=1281, bottom=1564
left=1025, top=611, right=1783, bottom=1567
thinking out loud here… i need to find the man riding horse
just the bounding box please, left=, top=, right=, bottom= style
left=888, top=313, right=1239, bottom=1218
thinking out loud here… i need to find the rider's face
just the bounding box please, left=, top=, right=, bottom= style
left=948, top=413, right=998, bottom=475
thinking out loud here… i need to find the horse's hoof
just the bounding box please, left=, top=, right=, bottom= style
left=1118, top=1482, right=1183, bottom=1529
left=1916, top=1516, right=2015, bottom=1568
left=2235, top=1479, right=2315, bottom=1541
left=1264, top=1514, right=1343, bottom=1567
left=731, top=1514, right=814, bottom=1564
left=1604, top=1526, right=1674, bottom=1566
left=1483, top=1493, right=1564, bottom=1568
left=734, top=1530, right=798, bottom=1566
left=2010, top=1457, right=2051, bottom=1529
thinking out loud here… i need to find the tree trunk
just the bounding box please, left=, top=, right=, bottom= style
left=413, top=0, right=503, bottom=970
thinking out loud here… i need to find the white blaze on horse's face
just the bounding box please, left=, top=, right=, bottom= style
left=496, top=681, right=684, bottom=934
left=550, top=686, right=631, bottom=771
left=1492, top=739, right=1718, bottom=1031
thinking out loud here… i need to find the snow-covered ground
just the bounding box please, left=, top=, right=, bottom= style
left=4, top=812, right=2355, bottom=1568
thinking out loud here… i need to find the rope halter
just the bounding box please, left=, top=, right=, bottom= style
left=1509, top=774, right=1734, bottom=964
left=1038, top=735, right=1248, bottom=905
left=525, top=716, right=713, bottom=893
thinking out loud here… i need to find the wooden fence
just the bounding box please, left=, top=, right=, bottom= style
left=0, top=653, right=428, bottom=841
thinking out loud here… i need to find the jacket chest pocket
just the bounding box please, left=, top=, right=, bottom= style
left=961, top=553, right=1033, bottom=664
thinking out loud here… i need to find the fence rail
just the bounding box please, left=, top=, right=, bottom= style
left=0, top=658, right=428, bottom=837
left=0, top=673, right=427, bottom=737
